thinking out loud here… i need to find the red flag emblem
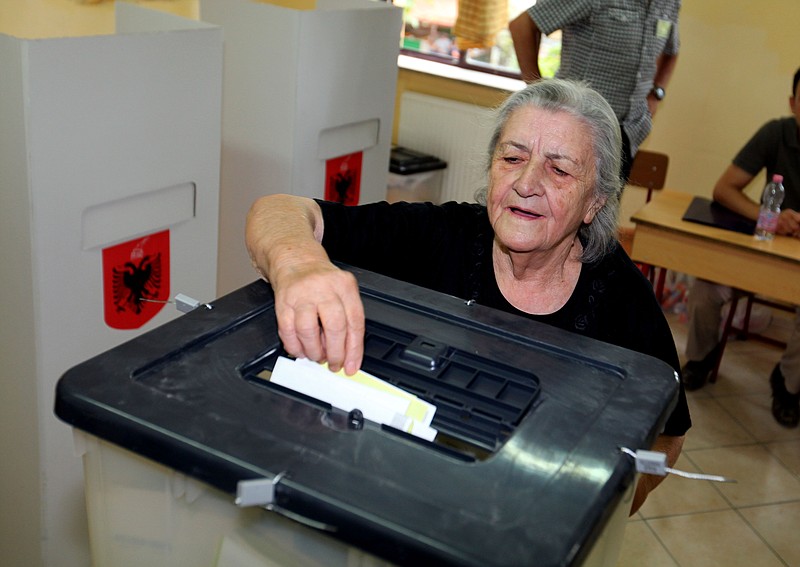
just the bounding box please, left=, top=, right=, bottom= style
left=102, top=230, right=170, bottom=329
left=325, top=151, right=362, bottom=205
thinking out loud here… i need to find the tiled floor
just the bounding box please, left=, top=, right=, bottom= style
left=616, top=309, right=800, bottom=567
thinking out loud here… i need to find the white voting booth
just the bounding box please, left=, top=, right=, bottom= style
left=0, top=5, right=222, bottom=566
left=201, top=0, right=404, bottom=294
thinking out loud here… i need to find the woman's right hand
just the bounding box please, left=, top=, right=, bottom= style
left=245, top=194, right=366, bottom=375
left=272, top=260, right=365, bottom=375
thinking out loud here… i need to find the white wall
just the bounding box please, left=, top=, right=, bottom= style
left=646, top=1, right=800, bottom=199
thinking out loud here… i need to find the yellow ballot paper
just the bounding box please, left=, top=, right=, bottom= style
left=268, top=357, right=437, bottom=441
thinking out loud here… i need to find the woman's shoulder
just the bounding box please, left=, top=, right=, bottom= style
left=580, top=244, right=678, bottom=358
left=587, top=242, right=652, bottom=282
left=582, top=244, right=663, bottom=307
left=391, top=200, right=489, bottom=229
left=393, top=200, right=490, bottom=231
left=316, top=199, right=485, bottom=225
left=438, top=200, right=487, bottom=216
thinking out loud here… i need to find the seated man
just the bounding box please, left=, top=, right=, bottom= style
left=681, top=67, right=800, bottom=428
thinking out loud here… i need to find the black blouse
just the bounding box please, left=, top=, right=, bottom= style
left=318, top=199, right=690, bottom=436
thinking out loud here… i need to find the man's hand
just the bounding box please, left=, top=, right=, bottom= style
left=777, top=209, right=800, bottom=238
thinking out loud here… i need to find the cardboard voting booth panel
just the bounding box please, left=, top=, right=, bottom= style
left=200, top=0, right=404, bottom=294
left=0, top=5, right=222, bottom=566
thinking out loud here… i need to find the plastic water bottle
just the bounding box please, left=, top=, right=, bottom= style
left=754, top=174, right=785, bottom=241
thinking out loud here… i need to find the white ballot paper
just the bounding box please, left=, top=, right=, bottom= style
left=270, top=356, right=438, bottom=441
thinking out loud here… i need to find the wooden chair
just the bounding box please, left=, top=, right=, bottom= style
left=619, top=150, right=670, bottom=300
left=708, top=293, right=794, bottom=383
left=627, top=150, right=669, bottom=202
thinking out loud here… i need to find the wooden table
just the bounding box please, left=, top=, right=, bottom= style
left=630, top=190, right=800, bottom=305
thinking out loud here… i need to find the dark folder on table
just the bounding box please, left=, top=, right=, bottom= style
left=682, top=197, right=756, bottom=235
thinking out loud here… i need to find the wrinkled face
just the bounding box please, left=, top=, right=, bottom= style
left=487, top=105, right=602, bottom=255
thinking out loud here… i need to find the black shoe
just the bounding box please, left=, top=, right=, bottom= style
left=681, top=344, right=722, bottom=391
left=681, top=360, right=711, bottom=391
left=769, top=365, right=800, bottom=428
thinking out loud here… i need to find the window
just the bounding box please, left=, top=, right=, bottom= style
left=394, top=0, right=561, bottom=79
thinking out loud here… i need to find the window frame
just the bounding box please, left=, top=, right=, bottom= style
left=394, top=0, right=560, bottom=82
left=399, top=46, right=522, bottom=80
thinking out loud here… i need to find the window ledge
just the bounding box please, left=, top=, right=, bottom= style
left=398, top=54, right=525, bottom=93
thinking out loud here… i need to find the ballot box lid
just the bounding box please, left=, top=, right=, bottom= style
left=55, top=265, right=678, bottom=567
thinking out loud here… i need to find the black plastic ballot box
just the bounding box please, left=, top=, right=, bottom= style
left=55, top=266, right=678, bottom=567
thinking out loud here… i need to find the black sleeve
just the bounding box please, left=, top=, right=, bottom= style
left=317, top=202, right=691, bottom=436
left=316, top=200, right=487, bottom=297
left=599, top=251, right=691, bottom=437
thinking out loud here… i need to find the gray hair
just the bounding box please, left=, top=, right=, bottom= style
left=476, top=78, right=622, bottom=263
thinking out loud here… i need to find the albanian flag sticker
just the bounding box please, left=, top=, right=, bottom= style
left=102, top=230, right=170, bottom=330
left=324, top=151, right=362, bottom=205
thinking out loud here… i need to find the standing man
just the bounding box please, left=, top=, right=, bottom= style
left=510, top=1, right=680, bottom=180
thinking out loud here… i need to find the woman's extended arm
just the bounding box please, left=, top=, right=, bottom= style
left=245, top=194, right=365, bottom=374
left=631, top=433, right=685, bottom=515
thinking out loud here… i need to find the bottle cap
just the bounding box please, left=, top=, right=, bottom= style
left=772, top=174, right=784, bottom=183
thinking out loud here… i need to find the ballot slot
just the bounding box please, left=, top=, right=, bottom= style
left=241, top=320, right=541, bottom=460
left=81, top=182, right=196, bottom=251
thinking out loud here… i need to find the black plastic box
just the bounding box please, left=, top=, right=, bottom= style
left=387, top=146, right=447, bottom=203
left=55, top=266, right=678, bottom=567
left=389, top=146, right=447, bottom=175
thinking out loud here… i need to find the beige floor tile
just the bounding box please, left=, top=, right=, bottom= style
left=710, top=343, right=779, bottom=397
left=638, top=454, right=730, bottom=518
left=739, top=501, right=800, bottom=566
left=715, top=394, right=800, bottom=443
left=682, top=396, right=754, bottom=450
left=667, top=308, right=784, bottom=399
left=687, top=445, right=800, bottom=507
left=615, top=520, right=677, bottom=567
left=646, top=306, right=798, bottom=566
left=765, top=438, right=800, bottom=476
left=647, top=510, right=784, bottom=567
left=683, top=386, right=713, bottom=403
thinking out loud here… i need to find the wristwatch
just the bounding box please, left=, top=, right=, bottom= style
left=650, top=85, right=666, bottom=101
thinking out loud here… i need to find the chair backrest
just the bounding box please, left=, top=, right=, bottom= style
left=628, top=150, right=669, bottom=202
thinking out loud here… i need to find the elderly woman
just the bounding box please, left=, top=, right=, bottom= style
left=246, top=78, right=690, bottom=514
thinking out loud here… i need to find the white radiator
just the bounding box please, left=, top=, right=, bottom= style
left=397, top=92, right=494, bottom=203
